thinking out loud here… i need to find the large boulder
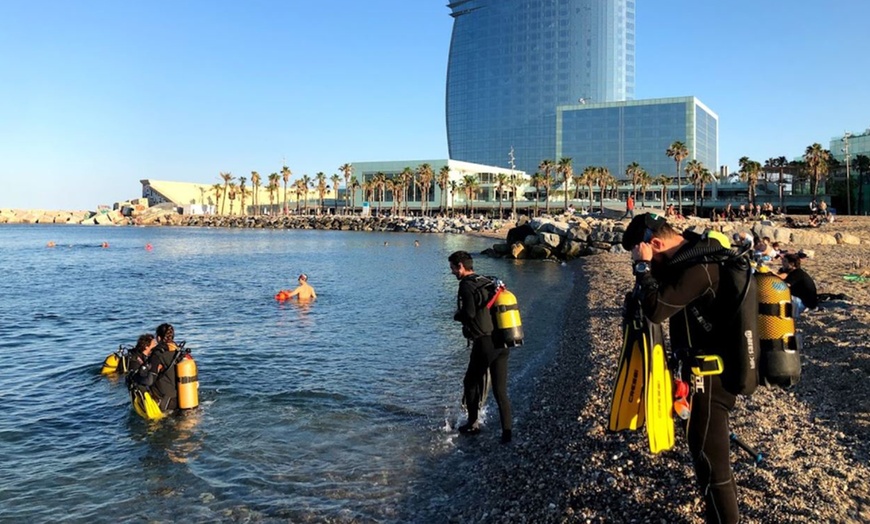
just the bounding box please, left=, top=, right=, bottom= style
left=506, top=223, right=536, bottom=245
left=539, top=232, right=562, bottom=249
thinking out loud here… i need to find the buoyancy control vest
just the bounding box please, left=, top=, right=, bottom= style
left=671, top=230, right=802, bottom=394
left=469, top=275, right=524, bottom=348
left=667, top=231, right=760, bottom=396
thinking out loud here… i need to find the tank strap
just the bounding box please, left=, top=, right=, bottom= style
left=178, top=375, right=198, bottom=384
left=760, top=336, right=799, bottom=352
left=758, top=302, right=794, bottom=318
left=494, top=303, right=519, bottom=313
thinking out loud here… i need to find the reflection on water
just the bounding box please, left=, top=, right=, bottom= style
left=0, top=225, right=574, bottom=522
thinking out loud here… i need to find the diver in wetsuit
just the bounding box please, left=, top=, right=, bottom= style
left=448, top=250, right=512, bottom=444
left=622, top=214, right=748, bottom=524
left=148, top=323, right=181, bottom=411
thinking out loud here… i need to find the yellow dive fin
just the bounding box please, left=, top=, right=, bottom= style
left=131, top=390, right=166, bottom=421
left=608, top=323, right=646, bottom=431
left=644, top=336, right=675, bottom=454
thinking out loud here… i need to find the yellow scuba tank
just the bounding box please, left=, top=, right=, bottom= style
left=492, top=287, right=524, bottom=347
left=176, top=355, right=199, bottom=410
left=101, top=352, right=121, bottom=374
left=755, top=265, right=801, bottom=387
left=101, top=348, right=129, bottom=375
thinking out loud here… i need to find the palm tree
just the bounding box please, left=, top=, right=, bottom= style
left=625, top=161, right=643, bottom=198
left=596, top=167, right=612, bottom=213
left=539, top=159, right=555, bottom=213
left=251, top=171, right=261, bottom=215
left=764, top=156, right=789, bottom=212
left=804, top=143, right=831, bottom=197
left=739, top=156, right=762, bottom=206
left=582, top=166, right=597, bottom=211
left=339, top=163, right=353, bottom=214
left=315, top=172, right=328, bottom=214
left=301, top=174, right=312, bottom=213
left=268, top=173, right=280, bottom=214
left=557, top=157, right=574, bottom=211
left=238, top=176, right=248, bottom=215
left=399, top=167, right=414, bottom=216
left=684, top=159, right=703, bottom=216
left=639, top=170, right=652, bottom=207
left=699, top=167, right=715, bottom=215
left=210, top=184, right=223, bottom=214
left=437, top=165, right=451, bottom=214
left=461, top=174, right=480, bottom=215
left=530, top=172, right=543, bottom=216
left=495, top=173, right=508, bottom=218
left=281, top=165, right=292, bottom=215
left=373, top=172, right=387, bottom=216
left=510, top=172, right=524, bottom=218
left=219, top=171, right=234, bottom=215
left=656, top=174, right=671, bottom=210
left=541, top=171, right=554, bottom=215
left=449, top=180, right=459, bottom=214
left=666, top=141, right=689, bottom=215
left=349, top=175, right=360, bottom=214
left=227, top=182, right=238, bottom=215
left=855, top=154, right=870, bottom=215
left=293, top=179, right=305, bottom=214
left=328, top=174, right=340, bottom=213
left=416, top=163, right=434, bottom=216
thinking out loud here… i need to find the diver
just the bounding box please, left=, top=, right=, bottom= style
left=150, top=323, right=182, bottom=411
left=448, top=250, right=512, bottom=444
left=621, top=213, right=745, bottom=524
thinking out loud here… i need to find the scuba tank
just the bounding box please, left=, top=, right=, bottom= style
left=486, top=280, right=524, bottom=347
left=176, top=354, right=199, bottom=410
left=755, top=265, right=801, bottom=388
left=101, top=346, right=129, bottom=375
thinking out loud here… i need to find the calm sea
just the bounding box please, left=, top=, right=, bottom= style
left=0, top=224, right=574, bottom=523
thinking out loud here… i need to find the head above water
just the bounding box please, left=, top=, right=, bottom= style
left=134, top=333, right=156, bottom=354
left=156, top=323, right=175, bottom=344
left=298, top=274, right=308, bottom=282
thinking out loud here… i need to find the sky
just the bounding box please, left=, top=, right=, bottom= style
left=2, top=0, right=869, bottom=210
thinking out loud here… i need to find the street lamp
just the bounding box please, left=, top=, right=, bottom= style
left=842, top=132, right=852, bottom=216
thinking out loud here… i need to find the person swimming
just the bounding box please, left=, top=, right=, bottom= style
left=286, top=274, right=317, bottom=300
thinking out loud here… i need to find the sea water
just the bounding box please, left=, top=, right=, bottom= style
left=0, top=224, right=574, bottom=522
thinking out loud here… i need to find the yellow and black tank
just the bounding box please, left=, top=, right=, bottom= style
left=492, top=288, right=523, bottom=347
left=101, top=348, right=128, bottom=375
left=755, top=265, right=801, bottom=387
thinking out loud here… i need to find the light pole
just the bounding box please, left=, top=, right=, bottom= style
left=842, top=132, right=852, bottom=215
left=509, top=146, right=517, bottom=219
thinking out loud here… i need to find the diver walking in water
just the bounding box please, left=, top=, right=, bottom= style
left=448, top=250, right=512, bottom=444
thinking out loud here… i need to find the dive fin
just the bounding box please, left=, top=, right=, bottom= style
left=644, top=330, right=675, bottom=454
left=132, top=390, right=166, bottom=421
left=608, top=323, right=646, bottom=432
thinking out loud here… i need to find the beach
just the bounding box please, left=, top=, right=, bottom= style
left=449, top=216, right=870, bottom=523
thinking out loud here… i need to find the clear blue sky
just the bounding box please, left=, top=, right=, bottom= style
left=2, top=1, right=868, bottom=210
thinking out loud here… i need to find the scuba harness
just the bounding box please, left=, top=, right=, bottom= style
left=464, top=275, right=524, bottom=348
left=665, top=230, right=801, bottom=396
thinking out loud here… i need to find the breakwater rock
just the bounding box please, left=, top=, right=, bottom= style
left=179, top=213, right=508, bottom=234
left=482, top=215, right=865, bottom=262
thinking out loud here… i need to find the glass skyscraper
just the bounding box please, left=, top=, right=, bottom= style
left=446, top=0, right=636, bottom=176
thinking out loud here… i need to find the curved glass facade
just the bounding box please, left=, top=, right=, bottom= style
left=446, top=0, right=635, bottom=176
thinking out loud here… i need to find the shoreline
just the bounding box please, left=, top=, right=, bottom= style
left=439, top=236, right=870, bottom=522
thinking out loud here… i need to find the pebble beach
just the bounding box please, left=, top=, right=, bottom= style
left=447, top=216, right=870, bottom=523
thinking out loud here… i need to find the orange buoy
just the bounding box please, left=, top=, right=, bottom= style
left=145, top=243, right=153, bottom=251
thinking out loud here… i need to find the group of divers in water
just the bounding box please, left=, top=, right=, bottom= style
left=101, top=275, right=318, bottom=420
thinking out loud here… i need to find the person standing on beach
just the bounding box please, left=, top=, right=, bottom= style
left=286, top=274, right=317, bottom=300
left=621, top=213, right=744, bottom=524
left=621, top=193, right=635, bottom=219
left=448, top=250, right=512, bottom=443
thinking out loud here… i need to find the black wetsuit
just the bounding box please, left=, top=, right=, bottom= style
left=636, top=234, right=741, bottom=524
left=455, top=274, right=512, bottom=435
left=149, top=343, right=179, bottom=411
left=783, top=268, right=818, bottom=310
